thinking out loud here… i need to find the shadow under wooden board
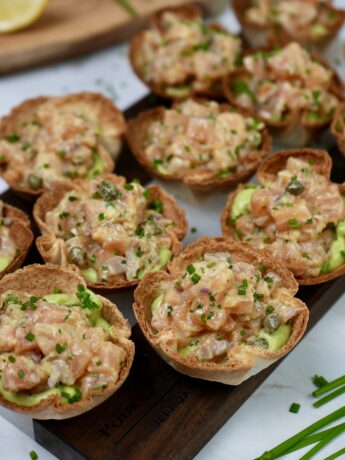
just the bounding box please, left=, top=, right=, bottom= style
left=1, top=94, right=342, bottom=460
left=0, top=0, right=227, bottom=75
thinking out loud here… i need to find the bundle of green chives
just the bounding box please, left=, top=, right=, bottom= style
left=257, top=374, right=345, bottom=459
left=256, top=406, right=345, bottom=459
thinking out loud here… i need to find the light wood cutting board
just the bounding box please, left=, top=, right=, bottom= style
left=0, top=0, right=227, bottom=75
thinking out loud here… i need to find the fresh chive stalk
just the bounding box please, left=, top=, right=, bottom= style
left=282, top=422, right=345, bottom=456
left=324, top=447, right=345, bottom=460
left=115, top=0, right=138, bottom=17
left=313, top=385, right=345, bottom=408
left=299, top=424, right=345, bottom=460
left=313, top=375, right=345, bottom=398
left=256, top=406, right=345, bottom=459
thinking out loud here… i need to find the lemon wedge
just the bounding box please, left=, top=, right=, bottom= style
left=0, top=0, right=49, bottom=34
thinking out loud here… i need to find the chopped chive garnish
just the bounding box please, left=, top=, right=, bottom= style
left=18, top=370, right=25, bottom=379
left=190, top=227, right=197, bottom=234
left=25, top=332, right=35, bottom=342
left=8, top=355, right=15, bottom=363
left=289, top=403, right=301, bottom=414
left=312, top=375, right=328, bottom=389
left=5, top=132, right=19, bottom=143
left=313, top=384, right=345, bottom=408
left=55, top=342, right=67, bottom=354
left=266, top=305, right=274, bottom=313
left=288, top=218, right=301, bottom=229
left=313, top=374, right=345, bottom=397
left=258, top=263, right=266, bottom=273
left=29, top=451, right=39, bottom=460
left=186, top=264, right=195, bottom=274
left=320, top=262, right=330, bottom=273
left=150, top=199, right=163, bottom=213
left=254, top=293, right=264, bottom=300
left=191, top=273, right=201, bottom=284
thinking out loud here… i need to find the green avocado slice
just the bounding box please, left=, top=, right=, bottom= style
left=80, top=267, right=99, bottom=284
left=231, top=186, right=257, bottom=220
left=178, top=340, right=201, bottom=357
left=151, top=294, right=164, bottom=313
left=258, top=324, right=292, bottom=352
left=0, top=256, right=13, bottom=272
left=0, top=381, right=81, bottom=407
left=87, top=153, right=104, bottom=179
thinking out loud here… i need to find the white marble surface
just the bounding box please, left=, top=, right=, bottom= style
left=1, top=3, right=345, bottom=460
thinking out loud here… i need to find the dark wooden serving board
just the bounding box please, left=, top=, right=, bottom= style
left=1, top=95, right=343, bottom=460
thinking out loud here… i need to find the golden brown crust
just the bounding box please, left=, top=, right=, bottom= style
left=133, top=237, right=308, bottom=385
left=0, top=264, right=134, bottom=419
left=129, top=5, right=231, bottom=100
left=223, top=57, right=344, bottom=147
left=0, top=92, right=126, bottom=200
left=256, top=148, right=332, bottom=184
left=331, top=102, right=345, bottom=157
left=126, top=101, right=272, bottom=193
left=0, top=203, right=33, bottom=278
left=33, top=174, right=188, bottom=291
left=221, top=149, right=345, bottom=285
left=231, top=0, right=345, bottom=50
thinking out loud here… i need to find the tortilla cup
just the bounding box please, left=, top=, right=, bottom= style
left=0, top=92, right=125, bottom=200
left=0, top=202, right=33, bottom=278
left=129, top=5, right=237, bottom=100
left=127, top=101, right=272, bottom=193
left=33, top=174, right=188, bottom=291
left=0, top=263, right=134, bottom=419
left=331, top=102, right=345, bottom=157
left=223, top=57, right=344, bottom=147
left=231, top=0, right=345, bottom=51
left=133, top=237, right=309, bottom=385
left=221, top=148, right=345, bottom=285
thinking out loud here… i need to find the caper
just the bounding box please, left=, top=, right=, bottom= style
left=285, top=180, right=305, bottom=196
left=263, top=313, right=281, bottom=334
left=27, top=174, right=42, bottom=190
left=250, top=337, right=269, bottom=349
left=68, top=247, right=86, bottom=266
left=96, top=180, right=121, bottom=201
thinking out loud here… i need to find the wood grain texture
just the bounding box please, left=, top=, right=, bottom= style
left=0, top=0, right=227, bottom=75
left=0, top=94, right=343, bottom=460
left=33, top=279, right=345, bottom=460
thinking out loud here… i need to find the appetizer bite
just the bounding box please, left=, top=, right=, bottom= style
left=129, top=5, right=241, bottom=99
left=0, top=201, right=33, bottom=277
left=221, top=149, right=345, bottom=285
left=0, top=264, right=134, bottom=419
left=223, top=42, right=344, bottom=146
left=127, top=99, right=271, bottom=192
left=34, top=174, right=187, bottom=290
left=331, top=102, right=345, bottom=157
left=232, top=0, right=344, bottom=50
left=0, top=93, right=126, bottom=199
left=133, top=237, right=308, bottom=385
